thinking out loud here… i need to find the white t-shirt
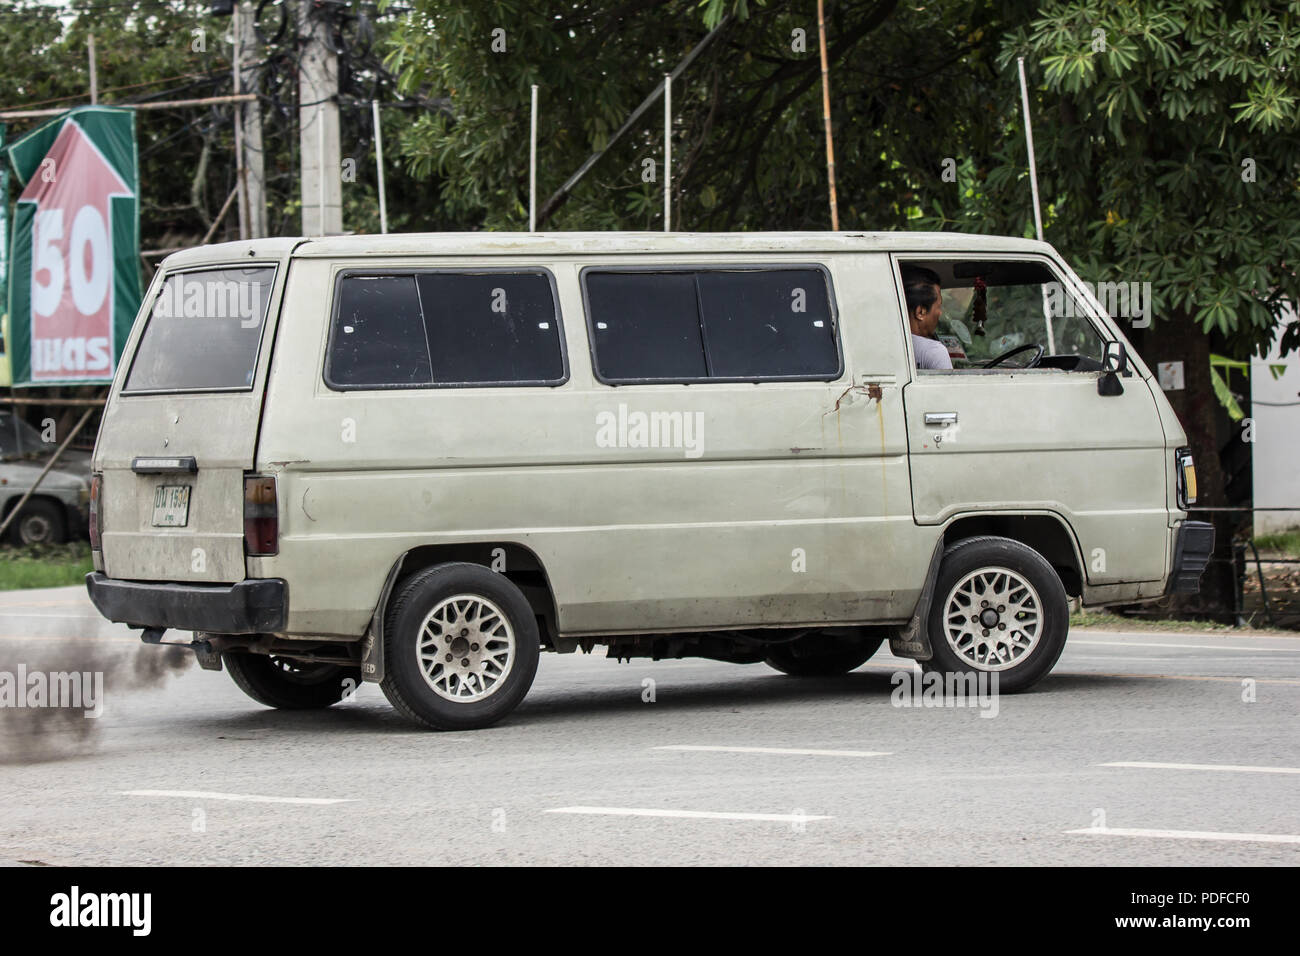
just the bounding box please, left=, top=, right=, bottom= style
left=912, top=334, right=953, bottom=370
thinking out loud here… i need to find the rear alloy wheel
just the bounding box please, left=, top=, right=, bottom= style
left=224, top=653, right=361, bottom=710
left=921, top=536, right=1068, bottom=693
left=10, top=499, right=66, bottom=546
left=763, top=627, right=885, bottom=676
left=380, top=563, right=540, bottom=731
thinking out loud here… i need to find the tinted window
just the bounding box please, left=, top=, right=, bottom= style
left=416, top=273, right=563, bottom=384
left=586, top=272, right=705, bottom=381
left=697, top=270, right=838, bottom=378
left=327, top=271, right=564, bottom=389
left=328, top=275, right=431, bottom=388
left=585, top=268, right=840, bottom=382
left=124, top=266, right=276, bottom=392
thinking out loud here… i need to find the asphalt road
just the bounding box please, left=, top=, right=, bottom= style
left=1, top=585, right=1297, bottom=866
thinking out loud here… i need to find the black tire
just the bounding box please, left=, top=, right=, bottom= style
left=380, top=563, right=540, bottom=731
left=764, top=627, right=885, bottom=676
left=9, top=499, right=66, bottom=546
left=920, top=536, right=1069, bottom=694
left=224, top=653, right=361, bottom=710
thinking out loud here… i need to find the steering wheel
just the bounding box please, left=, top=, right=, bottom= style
left=983, top=343, right=1044, bottom=369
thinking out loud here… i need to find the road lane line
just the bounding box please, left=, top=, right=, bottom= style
left=546, top=807, right=830, bottom=823
left=122, top=790, right=356, bottom=805
left=1066, top=826, right=1300, bottom=845
left=1055, top=671, right=1300, bottom=685
left=1070, top=639, right=1300, bottom=652
left=1101, top=761, right=1300, bottom=775
left=654, top=745, right=890, bottom=757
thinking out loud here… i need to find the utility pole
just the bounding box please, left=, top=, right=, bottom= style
left=236, top=1, right=267, bottom=237
left=298, top=0, right=343, bottom=235
left=88, top=34, right=98, bottom=104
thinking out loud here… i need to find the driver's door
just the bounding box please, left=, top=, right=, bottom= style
left=896, top=253, right=1171, bottom=589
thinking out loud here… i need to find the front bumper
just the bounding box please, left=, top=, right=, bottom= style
left=1167, top=520, right=1215, bottom=594
left=85, top=572, right=287, bottom=633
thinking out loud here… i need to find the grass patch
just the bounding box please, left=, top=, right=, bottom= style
left=1254, top=528, right=1300, bottom=558
left=1071, top=609, right=1247, bottom=633
left=0, top=542, right=93, bottom=591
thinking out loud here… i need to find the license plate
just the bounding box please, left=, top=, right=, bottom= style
left=151, top=484, right=191, bottom=528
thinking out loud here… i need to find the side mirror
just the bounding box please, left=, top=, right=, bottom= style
left=1098, top=342, right=1127, bottom=396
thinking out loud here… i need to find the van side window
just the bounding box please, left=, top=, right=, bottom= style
left=329, top=275, right=431, bottom=388
left=327, top=271, right=566, bottom=389
left=897, top=258, right=1106, bottom=373
left=585, top=272, right=706, bottom=380
left=697, top=270, right=837, bottom=378
left=584, top=268, right=841, bottom=383
left=415, top=273, right=564, bottom=385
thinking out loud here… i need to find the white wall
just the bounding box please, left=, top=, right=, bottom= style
left=1252, top=306, right=1300, bottom=535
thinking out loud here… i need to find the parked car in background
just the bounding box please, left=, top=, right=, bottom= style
left=0, top=409, right=92, bottom=545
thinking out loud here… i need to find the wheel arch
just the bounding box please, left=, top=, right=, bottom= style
left=361, top=541, right=560, bottom=684
left=941, top=512, right=1084, bottom=597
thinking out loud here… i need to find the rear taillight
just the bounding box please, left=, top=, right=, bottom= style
left=1175, top=447, right=1198, bottom=509
left=243, top=475, right=278, bottom=556
left=88, top=474, right=102, bottom=551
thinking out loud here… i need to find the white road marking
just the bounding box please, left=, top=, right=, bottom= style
left=654, top=745, right=890, bottom=757
left=547, top=806, right=831, bottom=823
left=1067, top=826, right=1300, bottom=845
left=1101, top=761, right=1300, bottom=775
left=122, top=789, right=356, bottom=805
left=1070, top=639, right=1299, bottom=652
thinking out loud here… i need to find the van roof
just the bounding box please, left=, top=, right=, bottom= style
left=159, top=231, right=1054, bottom=268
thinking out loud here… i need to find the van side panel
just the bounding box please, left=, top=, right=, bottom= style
left=254, top=254, right=934, bottom=639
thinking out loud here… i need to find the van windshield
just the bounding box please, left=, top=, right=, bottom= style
left=123, top=266, right=276, bottom=393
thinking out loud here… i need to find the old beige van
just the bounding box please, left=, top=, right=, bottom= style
left=86, top=232, right=1212, bottom=730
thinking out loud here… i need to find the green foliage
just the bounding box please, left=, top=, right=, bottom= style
left=383, top=0, right=1019, bottom=232
left=1254, top=528, right=1300, bottom=556
left=925, top=0, right=1300, bottom=359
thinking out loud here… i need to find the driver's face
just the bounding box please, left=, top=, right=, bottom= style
left=911, top=286, right=943, bottom=337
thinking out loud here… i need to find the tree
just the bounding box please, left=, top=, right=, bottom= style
left=930, top=1, right=1300, bottom=617
left=382, top=0, right=1024, bottom=232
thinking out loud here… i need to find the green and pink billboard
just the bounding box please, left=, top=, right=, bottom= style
left=6, top=105, right=140, bottom=386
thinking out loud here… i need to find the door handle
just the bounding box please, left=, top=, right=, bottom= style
left=924, top=412, right=958, bottom=426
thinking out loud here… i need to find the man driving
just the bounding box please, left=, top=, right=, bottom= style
left=901, top=265, right=952, bottom=370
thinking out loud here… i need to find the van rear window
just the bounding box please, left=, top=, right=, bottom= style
left=584, top=267, right=841, bottom=383
left=326, top=271, right=566, bottom=389
left=124, top=267, right=276, bottom=393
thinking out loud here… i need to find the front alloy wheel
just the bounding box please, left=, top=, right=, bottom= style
left=921, top=536, right=1068, bottom=694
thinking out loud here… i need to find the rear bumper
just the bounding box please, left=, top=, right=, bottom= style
left=1167, top=520, right=1215, bottom=594
left=85, top=572, right=287, bottom=633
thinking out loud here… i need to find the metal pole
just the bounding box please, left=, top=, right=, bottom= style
left=529, top=85, right=538, bottom=233
left=663, top=74, right=671, bottom=232
left=0, top=404, right=97, bottom=541
left=0, top=92, right=258, bottom=121
left=373, top=100, right=388, bottom=234
left=88, top=34, right=98, bottom=104
left=233, top=3, right=248, bottom=240
left=817, top=0, right=838, bottom=231
left=1017, top=57, right=1044, bottom=242
left=1018, top=56, right=1055, bottom=352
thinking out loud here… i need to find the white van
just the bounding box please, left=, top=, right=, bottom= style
left=86, top=232, right=1212, bottom=730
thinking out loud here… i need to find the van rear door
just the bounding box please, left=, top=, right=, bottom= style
left=95, top=256, right=287, bottom=583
